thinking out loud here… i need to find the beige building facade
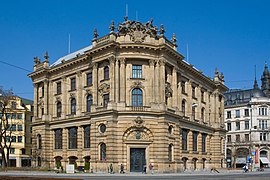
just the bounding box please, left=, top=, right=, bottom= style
left=28, top=17, right=228, bottom=173
left=0, top=96, right=33, bottom=167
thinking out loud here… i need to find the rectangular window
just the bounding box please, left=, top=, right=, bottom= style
left=17, top=114, right=22, bottom=119
left=236, top=121, right=240, bottom=130
left=201, top=91, right=204, bottom=102
left=227, top=111, right=231, bottom=119
left=236, top=134, right=240, bottom=142
left=244, top=109, right=249, bottom=117
left=10, top=148, right=15, bottom=154
left=103, top=94, right=109, bottom=107
left=259, top=120, right=268, bottom=130
left=202, top=134, right=207, bottom=153
left=192, top=86, right=196, bottom=98
left=192, top=131, right=198, bottom=152
left=71, top=77, right=76, bottom=91
left=18, top=136, right=22, bottom=143
left=227, top=135, right=231, bottom=143
left=181, top=81, right=186, bottom=94
left=259, top=107, right=268, bottom=116
left=245, top=134, right=249, bottom=142
left=84, top=125, right=90, bottom=148
left=260, top=132, right=267, bottom=141
left=87, top=72, right=93, bottom=86
left=18, top=125, right=23, bottom=131
left=227, top=123, right=231, bottom=131
left=182, top=129, right=188, bottom=151
left=11, top=124, right=16, bottom=131
left=11, top=114, right=16, bottom=119
left=11, top=136, right=16, bottom=142
left=55, top=129, right=62, bottom=149
left=56, top=82, right=61, bottom=94
left=68, top=127, right=77, bottom=149
left=132, top=65, right=142, bottom=78
left=245, top=121, right=249, bottom=130
left=235, top=110, right=240, bottom=118
left=11, top=102, right=16, bottom=109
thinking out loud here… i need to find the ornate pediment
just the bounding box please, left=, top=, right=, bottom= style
left=98, top=83, right=110, bottom=95
left=127, top=130, right=149, bottom=140
left=118, top=17, right=158, bottom=43
left=130, top=81, right=144, bottom=89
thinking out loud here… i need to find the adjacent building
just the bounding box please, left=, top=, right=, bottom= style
left=0, top=96, right=33, bottom=167
left=224, top=64, right=270, bottom=169
left=28, top=17, right=228, bottom=173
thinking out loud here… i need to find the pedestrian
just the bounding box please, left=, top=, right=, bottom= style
left=109, top=163, right=113, bottom=174
left=120, top=164, right=125, bottom=174
left=149, top=163, right=153, bottom=174
left=142, top=165, right=147, bottom=174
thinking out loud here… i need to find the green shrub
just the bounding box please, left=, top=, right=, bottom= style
left=84, top=162, right=90, bottom=170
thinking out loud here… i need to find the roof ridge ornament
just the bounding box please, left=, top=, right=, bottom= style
left=93, top=28, right=99, bottom=40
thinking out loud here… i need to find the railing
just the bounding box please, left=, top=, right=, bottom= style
left=96, top=35, right=110, bottom=46
left=127, top=106, right=148, bottom=111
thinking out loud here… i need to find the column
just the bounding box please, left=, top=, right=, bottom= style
left=77, top=71, right=82, bottom=114
left=109, top=56, right=115, bottom=102
left=159, top=58, right=166, bottom=104
left=115, top=58, right=120, bottom=103
left=62, top=76, right=67, bottom=117
left=63, top=128, right=68, bottom=158
left=92, top=63, right=98, bottom=106
left=172, top=67, right=177, bottom=107
left=119, top=58, right=126, bottom=103
left=149, top=59, right=155, bottom=103
left=154, top=60, right=160, bottom=103
left=34, top=83, right=38, bottom=117
left=43, top=79, right=48, bottom=115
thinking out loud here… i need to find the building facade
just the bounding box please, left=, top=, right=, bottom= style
left=224, top=64, right=270, bottom=169
left=28, top=17, right=228, bottom=173
left=0, top=96, right=33, bottom=167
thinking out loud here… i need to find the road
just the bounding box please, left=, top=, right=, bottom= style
left=0, top=170, right=270, bottom=180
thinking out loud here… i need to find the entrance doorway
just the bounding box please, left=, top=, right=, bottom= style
left=130, top=148, right=146, bottom=172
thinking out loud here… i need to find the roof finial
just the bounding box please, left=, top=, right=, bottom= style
left=44, top=51, right=49, bottom=62
left=253, top=64, right=258, bottom=89
left=93, top=28, right=99, bottom=40
left=109, top=20, right=115, bottom=32
left=171, top=33, right=177, bottom=45
left=160, top=24, right=165, bottom=37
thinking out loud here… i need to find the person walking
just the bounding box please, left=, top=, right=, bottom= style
left=149, top=163, right=153, bottom=174
left=142, top=165, right=147, bottom=174
left=120, top=164, right=125, bottom=174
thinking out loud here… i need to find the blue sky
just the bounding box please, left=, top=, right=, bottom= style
left=0, top=0, right=270, bottom=100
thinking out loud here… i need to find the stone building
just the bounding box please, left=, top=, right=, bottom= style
left=224, top=64, right=270, bottom=169
left=0, top=96, right=33, bottom=167
left=28, top=17, right=227, bottom=173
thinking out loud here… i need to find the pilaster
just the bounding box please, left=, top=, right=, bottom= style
left=119, top=58, right=126, bottom=103
left=109, top=56, right=115, bottom=102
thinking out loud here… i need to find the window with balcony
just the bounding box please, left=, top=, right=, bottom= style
left=132, top=88, right=143, bottom=107
left=132, top=65, right=142, bottom=78
left=57, top=102, right=62, bottom=117
left=71, top=98, right=76, bottom=115
left=103, top=94, right=109, bottom=107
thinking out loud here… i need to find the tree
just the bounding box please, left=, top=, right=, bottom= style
left=0, top=86, right=15, bottom=167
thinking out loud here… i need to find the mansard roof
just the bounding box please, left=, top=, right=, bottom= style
left=224, top=88, right=266, bottom=106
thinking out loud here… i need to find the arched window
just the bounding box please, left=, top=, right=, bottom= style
left=182, top=100, right=186, bottom=116
left=37, top=134, right=42, bottom=149
left=57, top=102, right=62, bottom=117
left=104, top=66, right=109, bottom=80
left=68, top=127, right=77, bottom=149
left=100, top=143, right=106, bottom=161
left=132, top=88, right=143, bottom=107
left=86, top=95, right=92, bottom=112
left=168, top=144, right=173, bottom=161
left=71, top=98, right=76, bottom=115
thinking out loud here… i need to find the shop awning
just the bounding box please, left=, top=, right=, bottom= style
left=236, top=158, right=246, bottom=164
left=260, top=157, right=270, bottom=164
